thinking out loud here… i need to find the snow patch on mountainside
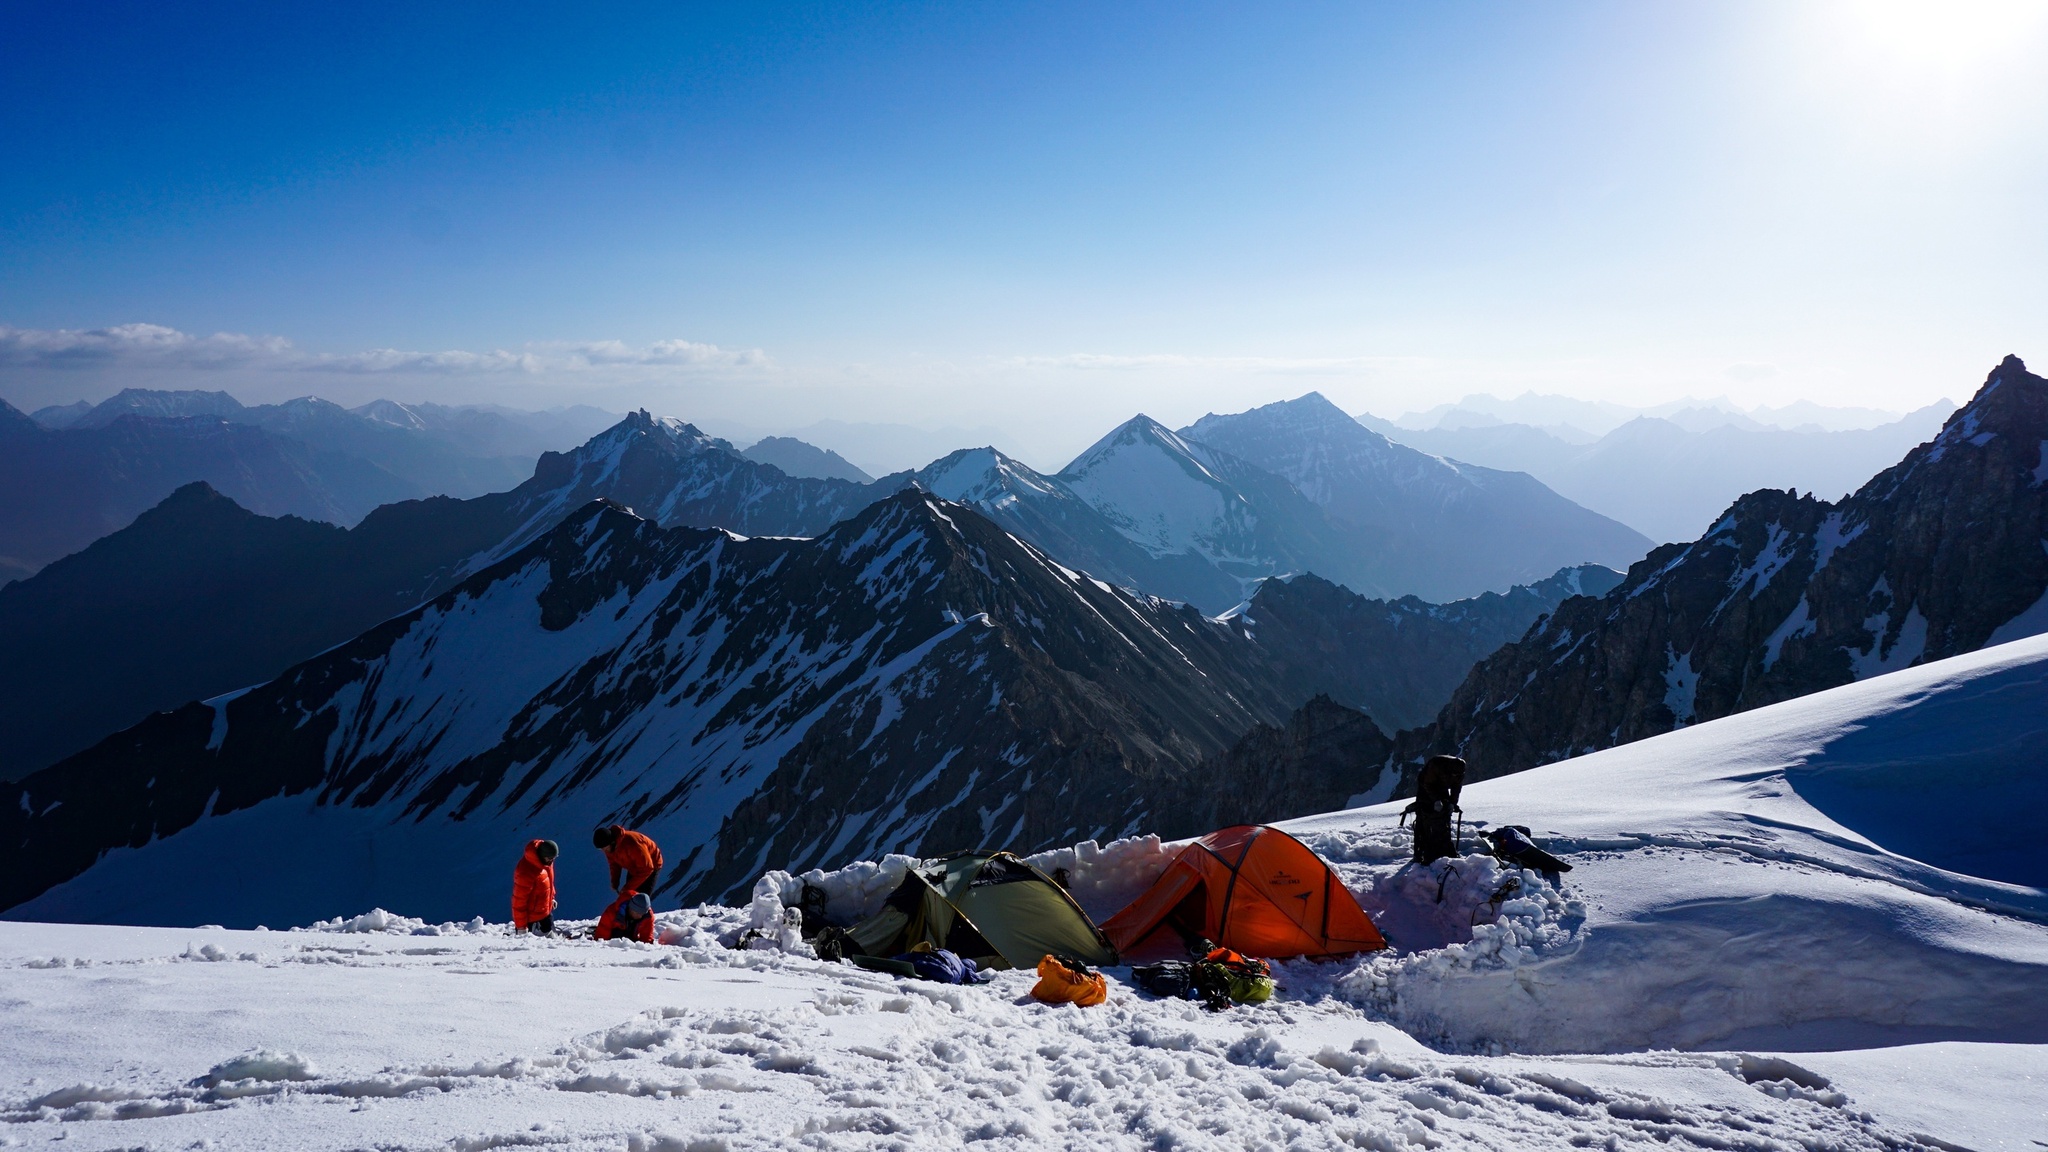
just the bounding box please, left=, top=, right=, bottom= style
left=1059, top=418, right=1246, bottom=560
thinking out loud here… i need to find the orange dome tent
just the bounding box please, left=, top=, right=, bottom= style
left=1101, top=825, right=1386, bottom=962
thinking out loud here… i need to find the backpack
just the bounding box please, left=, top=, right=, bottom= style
left=1131, top=961, right=1195, bottom=999
left=1401, top=754, right=1467, bottom=864
left=1191, top=948, right=1275, bottom=1010
left=1482, top=824, right=1573, bottom=884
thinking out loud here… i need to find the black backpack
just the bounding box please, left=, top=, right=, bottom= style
left=1401, top=754, right=1467, bottom=864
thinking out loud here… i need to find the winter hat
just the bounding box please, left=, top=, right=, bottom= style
left=591, top=825, right=618, bottom=849
left=624, top=892, right=653, bottom=919
left=534, top=840, right=559, bottom=863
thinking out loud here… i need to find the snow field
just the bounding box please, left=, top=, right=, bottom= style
left=0, top=914, right=1997, bottom=1152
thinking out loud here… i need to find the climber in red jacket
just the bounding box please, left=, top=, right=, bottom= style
left=511, top=839, right=559, bottom=934
left=594, top=890, right=656, bottom=943
left=591, top=824, right=663, bottom=903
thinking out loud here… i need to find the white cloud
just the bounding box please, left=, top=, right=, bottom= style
left=0, top=323, right=765, bottom=376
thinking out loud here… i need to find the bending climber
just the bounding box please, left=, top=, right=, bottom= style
left=511, top=838, right=559, bottom=934
left=592, top=823, right=664, bottom=906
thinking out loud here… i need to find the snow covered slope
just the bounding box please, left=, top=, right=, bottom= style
left=3, top=620, right=2045, bottom=1149
left=1183, top=393, right=1652, bottom=600
left=1, top=490, right=1298, bottom=925
left=1280, top=630, right=2048, bottom=1055
left=1056, top=415, right=1372, bottom=598
left=905, top=445, right=1279, bottom=611
left=8, top=914, right=2035, bottom=1151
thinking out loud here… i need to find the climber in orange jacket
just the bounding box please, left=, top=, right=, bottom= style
left=511, top=839, right=559, bottom=934
left=594, top=891, right=656, bottom=943
left=591, top=824, right=663, bottom=903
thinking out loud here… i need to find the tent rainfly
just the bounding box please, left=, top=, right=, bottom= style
left=845, top=851, right=1119, bottom=970
left=1101, top=825, right=1387, bottom=962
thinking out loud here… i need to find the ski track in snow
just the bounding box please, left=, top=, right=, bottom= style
left=0, top=914, right=2025, bottom=1152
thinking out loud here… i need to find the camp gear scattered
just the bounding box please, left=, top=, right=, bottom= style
left=1101, top=825, right=1386, bottom=963
left=1472, top=877, right=1520, bottom=927
left=1131, top=950, right=1274, bottom=1010
left=841, top=851, right=1117, bottom=971
left=1401, top=755, right=1466, bottom=864
left=1030, top=954, right=1108, bottom=1006
left=1483, top=824, right=1573, bottom=884
left=851, top=945, right=988, bottom=984
left=1131, top=961, right=1195, bottom=999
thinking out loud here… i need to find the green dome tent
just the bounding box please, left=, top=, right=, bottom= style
left=844, top=850, right=1118, bottom=970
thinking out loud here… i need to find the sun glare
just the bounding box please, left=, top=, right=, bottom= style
left=1844, top=0, right=2048, bottom=70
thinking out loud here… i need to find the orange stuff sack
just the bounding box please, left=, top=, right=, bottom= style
left=1030, top=954, right=1108, bottom=1007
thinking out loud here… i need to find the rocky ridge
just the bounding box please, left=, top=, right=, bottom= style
left=1381, top=355, right=2048, bottom=788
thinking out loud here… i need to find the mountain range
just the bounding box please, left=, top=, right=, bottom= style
left=0, top=410, right=1613, bottom=779
left=1184, top=393, right=1650, bottom=599
left=1394, top=355, right=2048, bottom=785
left=1371, top=400, right=1955, bottom=544
left=3, top=356, right=2041, bottom=924
left=0, top=491, right=1305, bottom=921
left=0, top=389, right=618, bottom=581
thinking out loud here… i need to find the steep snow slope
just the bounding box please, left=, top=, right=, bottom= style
left=1056, top=415, right=1372, bottom=597
left=1183, top=393, right=1651, bottom=600
left=905, top=446, right=1266, bottom=611
left=1278, top=631, right=2048, bottom=1054
left=2, top=491, right=1295, bottom=924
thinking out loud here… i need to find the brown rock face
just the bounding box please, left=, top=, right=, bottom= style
left=1394, top=355, right=2048, bottom=788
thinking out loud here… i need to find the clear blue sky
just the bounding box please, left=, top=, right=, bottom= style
left=3, top=1, right=2044, bottom=465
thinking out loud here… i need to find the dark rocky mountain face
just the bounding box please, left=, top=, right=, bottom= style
left=0, top=414, right=874, bottom=780
left=1158, top=695, right=1395, bottom=837
left=468, top=412, right=883, bottom=573
left=0, top=482, right=526, bottom=780
left=1378, top=355, right=2048, bottom=789
left=1237, top=565, right=1624, bottom=733
left=742, top=436, right=875, bottom=483
left=0, top=410, right=417, bottom=582
left=1181, top=392, right=1652, bottom=601
left=0, top=492, right=1302, bottom=925
left=0, top=389, right=621, bottom=581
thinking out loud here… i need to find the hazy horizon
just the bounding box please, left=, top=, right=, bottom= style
left=5, top=2, right=2044, bottom=467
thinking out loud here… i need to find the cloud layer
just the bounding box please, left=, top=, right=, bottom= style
left=0, top=323, right=765, bottom=376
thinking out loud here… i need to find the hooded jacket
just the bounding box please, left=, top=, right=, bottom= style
left=594, top=893, right=656, bottom=943
left=600, top=826, right=663, bottom=895
left=511, top=840, right=556, bottom=929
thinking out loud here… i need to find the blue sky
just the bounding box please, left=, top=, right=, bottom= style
left=3, top=1, right=2045, bottom=466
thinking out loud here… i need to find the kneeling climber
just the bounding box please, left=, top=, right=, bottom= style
left=595, top=891, right=656, bottom=943
left=512, top=838, right=559, bottom=934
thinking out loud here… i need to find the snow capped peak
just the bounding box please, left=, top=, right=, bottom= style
left=351, top=398, right=428, bottom=431
left=913, top=446, right=1066, bottom=508
left=1060, top=413, right=1216, bottom=479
